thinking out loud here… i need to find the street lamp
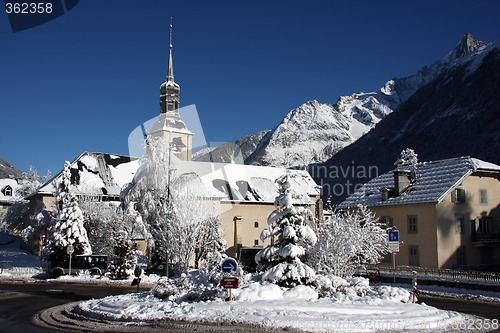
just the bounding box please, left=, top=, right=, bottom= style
left=233, top=216, right=243, bottom=258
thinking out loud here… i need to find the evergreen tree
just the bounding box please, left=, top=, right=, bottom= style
left=43, top=161, right=92, bottom=263
left=108, top=230, right=137, bottom=280
left=395, top=148, right=418, bottom=167
left=255, top=173, right=317, bottom=287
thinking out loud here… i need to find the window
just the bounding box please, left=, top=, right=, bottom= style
left=479, top=189, right=488, bottom=205
left=379, top=216, right=393, bottom=229
left=254, top=221, right=259, bottom=228
left=408, top=245, right=419, bottom=266
left=254, top=239, right=259, bottom=246
left=456, top=246, right=467, bottom=266
left=407, top=215, right=418, bottom=234
left=451, top=188, right=466, bottom=203
left=455, top=216, right=465, bottom=234
left=1, top=185, right=12, bottom=197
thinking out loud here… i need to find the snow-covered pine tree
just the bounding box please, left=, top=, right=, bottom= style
left=255, top=173, right=317, bottom=287
left=395, top=148, right=418, bottom=167
left=43, top=161, right=92, bottom=263
left=108, top=230, right=137, bottom=280
left=395, top=148, right=419, bottom=183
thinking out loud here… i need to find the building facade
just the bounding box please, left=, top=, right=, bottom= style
left=339, top=157, right=500, bottom=270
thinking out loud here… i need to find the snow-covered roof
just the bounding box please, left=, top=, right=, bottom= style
left=35, top=152, right=320, bottom=205
left=171, top=160, right=320, bottom=204
left=35, top=152, right=139, bottom=198
left=0, top=178, right=20, bottom=204
left=339, top=157, right=500, bottom=208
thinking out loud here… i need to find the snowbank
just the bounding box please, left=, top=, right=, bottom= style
left=76, top=278, right=480, bottom=332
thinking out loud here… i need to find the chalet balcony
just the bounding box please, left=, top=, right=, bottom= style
left=471, top=232, right=500, bottom=245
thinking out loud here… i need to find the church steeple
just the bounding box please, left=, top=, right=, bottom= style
left=160, top=17, right=180, bottom=116
left=167, top=17, right=175, bottom=83
left=150, top=18, right=193, bottom=161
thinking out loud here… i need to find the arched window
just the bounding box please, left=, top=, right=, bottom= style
left=254, top=221, right=259, bottom=228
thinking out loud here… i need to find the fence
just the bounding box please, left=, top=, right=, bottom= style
left=367, top=265, right=500, bottom=285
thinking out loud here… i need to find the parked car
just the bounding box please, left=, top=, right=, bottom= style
left=48, top=255, right=109, bottom=277
left=144, top=262, right=175, bottom=277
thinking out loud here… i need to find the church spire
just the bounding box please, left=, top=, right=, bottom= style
left=167, top=17, right=174, bottom=83
left=159, top=17, right=180, bottom=115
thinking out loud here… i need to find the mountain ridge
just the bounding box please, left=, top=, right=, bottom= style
left=0, top=159, right=24, bottom=180
left=312, top=37, right=500, bottom=203
left=195, top=33, right=493, bottom=170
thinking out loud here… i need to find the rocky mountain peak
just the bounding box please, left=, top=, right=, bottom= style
left=449, top=32, right=485, bottom=60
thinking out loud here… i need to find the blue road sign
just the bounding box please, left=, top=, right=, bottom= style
left=221, top=258, right=238, bottom=274
left=388, top=230, right=399, bottom=242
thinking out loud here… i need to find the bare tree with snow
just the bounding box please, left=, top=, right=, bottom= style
left=43, top=161, right=92, bottom=263
left=308, top=205, right=388, bottom=277
left=122, top=137, right=225, bottom=274
left=151, top=177, right=225, bottom=273
left=255, top=173, right=317, bottom=287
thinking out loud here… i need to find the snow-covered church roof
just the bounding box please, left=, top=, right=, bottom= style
left=35, top=152, right=320, bottom=205
left=339, top=156, right=500, bottom=208
left=170, top=160, right=320, bottom=204
left=35, top=152, right=139, bottom=198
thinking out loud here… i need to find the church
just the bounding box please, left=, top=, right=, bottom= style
left=25, top=22, right=322, bottom=261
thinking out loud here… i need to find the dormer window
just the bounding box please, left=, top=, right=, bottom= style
left=1, top=185, right=13, bottom=197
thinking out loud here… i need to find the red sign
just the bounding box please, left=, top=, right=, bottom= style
left=220, top=276, right=239, bottom=289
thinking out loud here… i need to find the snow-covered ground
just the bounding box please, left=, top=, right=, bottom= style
left=77, top=281, right=481, bottom=333
left=2, top=232, right=500, bottom=332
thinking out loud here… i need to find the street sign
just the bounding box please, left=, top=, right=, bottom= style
left=221, top=258, right=238, bottom=274
left=388, top=230, right=399, bottom=243
left=388, top=242, right=400, bottom=252
left=220, top=276, right=239, bottom=289
left=66, top=244, right=74, bottom=254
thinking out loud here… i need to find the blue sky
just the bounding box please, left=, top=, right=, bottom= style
left=1, top=0, right=499, bottom=176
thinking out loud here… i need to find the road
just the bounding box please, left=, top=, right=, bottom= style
left=0, top=281, right=499, bottom=332
left=0, top=280, right=146, bottom=333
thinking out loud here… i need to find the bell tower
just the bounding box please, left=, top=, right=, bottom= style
left=149, top=18, right=193, bottom=161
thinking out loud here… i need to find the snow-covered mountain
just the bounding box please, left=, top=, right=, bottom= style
left=0, top=159, right=24, bottom=180
left=245, top=97, right=393, bottom=167
left=200, top=33, right=489, bottom=168
left=193, top=130, right=269, bottom=163
left=313, top=33, right=500, bottom=203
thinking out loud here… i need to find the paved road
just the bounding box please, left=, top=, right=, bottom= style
left=0, top=280, right=145, bottom=333
left=418, top=295, right=500, bottom=332
left=1, top=280, right=500, bottom=332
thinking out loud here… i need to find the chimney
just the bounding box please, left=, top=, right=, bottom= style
left=394, top=169, right=412, bottom=196
left=380, top=188, right=390, bottom=201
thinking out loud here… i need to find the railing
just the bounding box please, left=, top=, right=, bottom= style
left=472, top=232, right=500, bottom=243
left=367, top=265, right=500, bottom=285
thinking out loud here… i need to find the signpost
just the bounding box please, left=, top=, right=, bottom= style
left=388, top=229, right=399, bottom=283
left=220, top=258, right=239, bottom=300
left=221, top=258, right=238, bottom=274
left=66, top=244, right=74, bottom=275
left=220, top=276, right=239, bottom=289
